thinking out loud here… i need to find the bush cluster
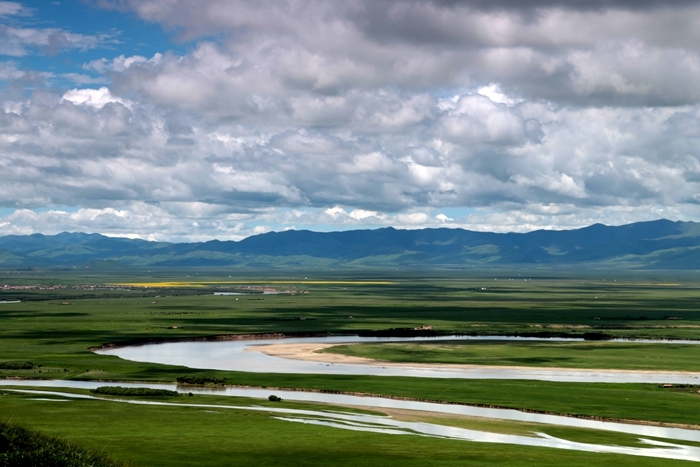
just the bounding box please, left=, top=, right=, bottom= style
left=176, top=375, right=227, bottom=385
left=90, top=386, right=179, bottom=397
left=0, top=362, right=34, bottom=370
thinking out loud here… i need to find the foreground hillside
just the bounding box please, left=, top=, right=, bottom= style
left=1, top=219, right=699, bottom=268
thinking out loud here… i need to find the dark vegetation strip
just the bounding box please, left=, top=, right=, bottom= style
left=176, top=375, right=227, bottom=385
left=0, top=420, right=132, bottom=467
left=357, top=328, right=616, bottom=340
left=90, top=386, right=179, bottom=397
left=0, top=362, right=34, bottom=370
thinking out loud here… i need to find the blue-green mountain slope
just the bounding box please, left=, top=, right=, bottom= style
left=0, top=219, right=698, bottom=268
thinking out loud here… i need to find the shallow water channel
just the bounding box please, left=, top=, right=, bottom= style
left=2, top=381, right=700, bottom=462
left=96, top=335, right=700, bottom=384
left=17, top=335, right=700, bottom=461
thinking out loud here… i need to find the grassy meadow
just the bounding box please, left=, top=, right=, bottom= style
left=0, top=387, right=696, bottom=467
left=2, top=268, right=700, bottom=465
left=321, top=340, right=700, bottom=371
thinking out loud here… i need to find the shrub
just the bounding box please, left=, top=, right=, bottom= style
left=268, top=395, right=282, bottom=402
left=90, top=386, right=179, bottom=397
left=176, top=375, right=226, bottom=385
left=0, top=362, right=33, bottom=370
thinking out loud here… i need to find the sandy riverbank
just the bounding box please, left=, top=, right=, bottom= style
left=247, top=342, right=700, bottom=376
left=246, top=343, right=377, bottom=365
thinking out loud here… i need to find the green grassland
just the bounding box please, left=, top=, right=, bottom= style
left=0, top=388, right=695, bottom=467
left=321, top=340, right=700, bottom=371
left=3, top=268, right=700, bottom=464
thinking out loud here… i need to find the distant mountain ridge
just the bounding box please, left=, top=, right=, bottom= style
left=1, top=219, right=700, bottom=269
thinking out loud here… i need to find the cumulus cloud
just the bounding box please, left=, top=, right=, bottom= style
left=3, top=200, right=692, bottom=242
left=61, top=87, right=133, bottom=109
left=2, top=0, right=700, bottom=239
left=3, top=81, right=700, bottom=238
left=92, top=0, right=700, bottom=106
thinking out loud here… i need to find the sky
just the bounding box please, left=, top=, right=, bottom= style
left=1, top=0, right=700, bottom=242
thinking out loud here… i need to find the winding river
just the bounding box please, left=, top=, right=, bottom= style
left=2, top=381, right=700, bottom=462
left=4, top=335, right=700, bottom=461
left=95, top=335, right=700, bottom=384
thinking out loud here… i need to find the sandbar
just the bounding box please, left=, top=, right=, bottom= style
left=247, top=342, right=700, bottom=376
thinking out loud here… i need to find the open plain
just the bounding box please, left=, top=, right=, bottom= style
left=2, top=268, right=700, bottom=465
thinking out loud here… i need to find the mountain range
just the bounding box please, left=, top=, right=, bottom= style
left=2, top=219, right=700, bottom=269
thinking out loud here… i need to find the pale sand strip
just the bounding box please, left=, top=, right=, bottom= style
left=247, top=342, right=700, bottom=375
left=246, top=343, right=376, bottom=365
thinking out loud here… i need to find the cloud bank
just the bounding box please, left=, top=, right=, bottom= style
left=2, top=0, right=700, bottom=240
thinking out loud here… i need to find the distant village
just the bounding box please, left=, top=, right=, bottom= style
left=228, top=285, right=309, bottom=295
left=0, top=284, right=131, bottom=291
left=0, top=284, right=308, bottom=295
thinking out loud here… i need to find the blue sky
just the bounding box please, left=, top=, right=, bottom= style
left=2, top=1, right=175, bottom=89
left=1, top=0, right=700, bottom=241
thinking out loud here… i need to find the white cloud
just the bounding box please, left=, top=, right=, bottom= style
left=478, top=83, right=520, bottom=105
left=84, top=53, right=162, bottom=73
left=349, top=209, right=384, bottom=221
left=61, top=87, right=132, bottom=109
left=439, top=94, right=527, bottom=145
left=1, top=199, right=698, bottom=242
left=3, top=1, right=700, bottom=239
left=3, top=87, right=700, bottom=237
left=92, top=0, right=700, bottom=106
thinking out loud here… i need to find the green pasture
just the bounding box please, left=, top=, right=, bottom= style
left=0, top=388, right=695, bottom=467
left=2, top=269, right=700, bottom=464
left=322, top=340, right=700, bottom=371
left=1, top=272, right=700, bottom=422
left=3, top=271, right=700, bottom=341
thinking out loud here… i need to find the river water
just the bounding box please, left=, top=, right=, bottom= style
left=2, top=382, right=700, bottom=462
left=95, top=335, right=700, bottom=384
left=8, top=335, right=700, bottom=460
